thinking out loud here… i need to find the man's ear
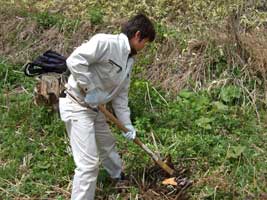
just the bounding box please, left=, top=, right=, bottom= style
left=134, top=31, right=141, bottom=41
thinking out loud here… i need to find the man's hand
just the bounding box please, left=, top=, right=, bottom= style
left=122, top=124, right=136, bottom=140
left=84, top=89, right=108, bottom=108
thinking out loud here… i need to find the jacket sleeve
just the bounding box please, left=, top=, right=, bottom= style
left=111, top=77, right=132, bottom=126
left=66, top=35, right=108, bottom=93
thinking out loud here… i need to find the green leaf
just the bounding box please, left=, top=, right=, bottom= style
left=196, top=117, right=214, bottom=130
left=178, top=90, right=194, bottom=99
left=201, top=186, right=215, bottom=198
left=213, top=101, right=228, bottom=111
left=227, top=145, right=245, bottom=159
left=38, top=161, right=51, bottom=169
left=220, top=86, right=241, bottom=103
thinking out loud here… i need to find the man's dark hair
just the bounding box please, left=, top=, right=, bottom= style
left=122, top=14, right=156, bottom=42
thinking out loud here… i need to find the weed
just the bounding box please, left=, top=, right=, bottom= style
left=87, top=7, right=104, bottom=25
left=124, top=80, right=266, bottom=199
left=34, top=11, right=81, bottom=33
left=1, top=1, right=267, bottom=199
left=35, top=12, right=61, bottom=29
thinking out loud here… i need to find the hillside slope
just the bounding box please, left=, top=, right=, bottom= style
left=0, top=1, right=267, bottom=199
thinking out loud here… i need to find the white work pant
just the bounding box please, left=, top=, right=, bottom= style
left=59, top=97, right=122, bottom=200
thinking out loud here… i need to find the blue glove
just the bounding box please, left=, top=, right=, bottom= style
left=84, top=89, right=108, bottom=108
left=122, top=124, right=136, bottom=140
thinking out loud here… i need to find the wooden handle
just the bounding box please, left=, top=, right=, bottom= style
left=98, top=105, right=174, bottom=175
left=98, top=105, right=129, bottom=132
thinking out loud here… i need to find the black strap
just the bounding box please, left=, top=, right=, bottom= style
left=24, top=63, right=45, bottom=77
left=24, top=50, right=67, bottom=77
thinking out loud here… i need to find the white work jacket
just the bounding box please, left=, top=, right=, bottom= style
left=65, top=33, right=134, bottom=125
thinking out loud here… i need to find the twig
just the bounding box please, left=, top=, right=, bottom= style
left=66, top=180, right=72, bottom=191
left=0, top=177, right=14, bottom=185
left=52, top=185, right=71, bottom=196
left=0, top=186, right=17, bottom=198
left=0, top=177, right=31, bottom=198
left=114, top=186, right=132, bottom=189
left=174, top=187, right=185, bottom=200
left=12, top=70, right=24, bottom=74
left=34, top=182, right=71, bottom=197
left=152, top=86, right=169, bottom=106
left=207, top=78, right=230, bottom=91
left=142, top=166, right=146, bottom=189
left=161, top=191, right=170, bottom=200
left=0, top=105, right=8, bottom=109
left=116, top=194, right=121, bottom=199
left=253, top=166, right=257, bottom=189
left=149, top=189, right=160, bottom=196
left=177, top=157, right=198, bottom=161
left=166, top=188, right=177, bottom=196
left=237, top=79, right=261, bottom=124
left=4, top=68, right=8, bottom=88
left=95, top=186, right=103, bottom=192
left=21, top=86, right=30, bottom=95
left=151, top=130, right=161, bottom=159
left=130, top=174, right=142, bottom=191
left=146, top=82, right=154, bottom=112
left=251, top=144, right=265, bottom=153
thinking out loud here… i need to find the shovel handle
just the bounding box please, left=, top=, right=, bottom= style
left=98, top=105, right=129, bottom=133
left=98, top=105, right=174, bottom=176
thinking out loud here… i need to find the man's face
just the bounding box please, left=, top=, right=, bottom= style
left=135, top=38, right=149, bottom=51
left=130, top=31, right=150, bottom=52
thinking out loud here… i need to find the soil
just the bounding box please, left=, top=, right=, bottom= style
left=97, top=158, right=193, bottom=200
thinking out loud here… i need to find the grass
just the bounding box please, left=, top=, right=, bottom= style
left=0, top=94, right=73, bottom=199
left=0, top=60, right=73, bottom=199
left=1, top=48, right=267, bottom=200
left=1, top=1, right=267, bottom=199
left=125, top=80, right=267, bottom=199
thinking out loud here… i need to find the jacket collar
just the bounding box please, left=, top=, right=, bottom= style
left=120, top=33, right=131, bottom=54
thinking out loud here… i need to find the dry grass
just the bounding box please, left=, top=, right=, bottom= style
left=0, top=15, right=94, bottom=65
left=142, top=11, right=267, bottom=113
left=241, top=29, right=267, bottom=76
left=144, top=37, right=209, bottom=95
left=1, top=2, right=267, bottom=108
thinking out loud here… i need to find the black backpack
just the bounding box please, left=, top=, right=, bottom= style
left=24, top=50, right=69, bottom=77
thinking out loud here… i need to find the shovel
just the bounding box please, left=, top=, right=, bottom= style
left=98, top=105, right=175, bottom=176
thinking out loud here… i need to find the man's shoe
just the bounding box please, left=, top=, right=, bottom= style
left=111, top=172, right=130, bottom=189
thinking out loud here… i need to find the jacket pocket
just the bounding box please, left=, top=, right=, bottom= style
left=108, top=59, right=122, bottom=73
left=96, top=60, right=122, bottom=87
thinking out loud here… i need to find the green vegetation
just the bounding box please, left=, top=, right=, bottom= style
left=1, top=0, right=267, bottom=199
left=124, top=80, right=267, bottom=199
left=87, top=7, right=104, bottom=25
left=34, top=12, right=81, bottom=33
left=0, top=60, right=73, bottom=199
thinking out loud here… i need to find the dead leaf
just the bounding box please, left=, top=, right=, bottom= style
left=162, top=177, right=177, bottom=186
